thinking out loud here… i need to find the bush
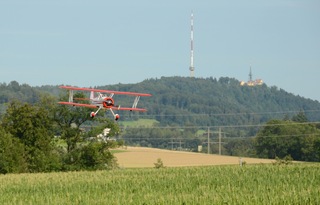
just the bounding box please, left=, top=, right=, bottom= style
left=62, top=142, right=118, bottom=171
left=273, top=155, right=293, bottom=165
left=154, top=158, right=165, bottom=169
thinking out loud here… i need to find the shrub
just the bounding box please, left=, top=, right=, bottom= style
left=154, top=158, right=165, bottom=169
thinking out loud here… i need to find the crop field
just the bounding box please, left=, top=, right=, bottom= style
left=1, top=163, right=320, bottom=204
left=114, top=146, right=275, bottom=168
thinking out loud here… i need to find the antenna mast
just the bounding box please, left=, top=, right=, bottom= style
left=189, top=12, right=195, bottom=77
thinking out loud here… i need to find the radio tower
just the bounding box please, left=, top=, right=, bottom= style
left=189, top=12, right=195, bottom=77
left=249, top=66, right=253, bottom=82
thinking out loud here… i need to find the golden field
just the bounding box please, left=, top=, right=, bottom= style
left=114, top=146, right=275, bottom=168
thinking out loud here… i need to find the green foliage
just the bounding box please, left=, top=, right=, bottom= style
left=79, top=142, right=117, bottom=170
left=0, top=94, right=121, bottom=173
left=2, top=77, right=320, bottom=128
left=154, top=158, right=165, bottom=169
left=119, top=119, right=159, bottom=127
left=0, top=81, right=41, bottom=104
left=122, top=127, right=201, bottom=150
left=224, top=138, right=256, bottom=157
left=85, top=118, right=120, bottom=142
left=291, top=111, right=308, bottom=122
left=255, top=119, right=320, bottom=161
left=1, top=101, right=61, bottom=172
left=62, top=142, right=118, bottom=171
left=0, top=126, right=28, bottom=174
left=92, top=76, right=320, bottom=127
left=274, top=155, right=293, bottom=165
left=54, top=92, right=95, bottom=153
left=53, top=93, right=121, bottom=171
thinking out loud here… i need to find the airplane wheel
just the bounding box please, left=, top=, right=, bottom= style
left=115, top=114, right=120, bottom=121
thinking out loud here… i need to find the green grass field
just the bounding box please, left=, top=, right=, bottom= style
left=1, top=164, right=319, bottom=204
left=119, top=119, right=159, bottom=127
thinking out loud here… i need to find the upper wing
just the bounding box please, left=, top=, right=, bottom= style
left=58, top=102, right=98, bottom=108
left=60, top=86, right=152, bottom=97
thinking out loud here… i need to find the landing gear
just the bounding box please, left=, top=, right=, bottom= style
left=90, top=107, right=120, bottom=121
left=115, top=114, right=120, bottom=121
left=90, top=107, right=102, bottom=118
left=110, top=109, right=120, bottom=121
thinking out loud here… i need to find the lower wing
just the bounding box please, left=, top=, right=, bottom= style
left=114, top=107, right=147, bottom=112
left=58, top=102, right=98, bottom=108
left=59, top=102, right=147, bottom=112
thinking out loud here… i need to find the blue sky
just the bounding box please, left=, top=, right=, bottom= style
left=1, top=0, right=320, bottom=101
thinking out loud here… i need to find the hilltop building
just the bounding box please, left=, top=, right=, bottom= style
left=240, top=67, right=263, bottom=86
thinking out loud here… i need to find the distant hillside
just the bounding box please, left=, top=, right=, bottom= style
left=96, top=76, right=320, bottom=125
left=1, top=77, right=320, bottom=127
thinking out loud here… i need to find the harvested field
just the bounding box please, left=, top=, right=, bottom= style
left=114, top=146, right=275, bottom=168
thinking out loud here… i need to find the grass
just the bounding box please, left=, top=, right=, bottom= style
left=119, top=119, right=159, bottom=128
left=1, top=163, right=320, bottom=204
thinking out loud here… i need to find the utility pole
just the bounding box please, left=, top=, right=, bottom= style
left=203, top=127, right=225, bottom=155
left=207, top=127, right=210, bottom=154
left=218, top=127, right=221, bottom=155
left=169, top=139, right=184, bottom=150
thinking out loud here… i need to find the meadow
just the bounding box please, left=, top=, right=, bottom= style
left=1, top=164, right=319, bottom=204
left=119, top=119, right=158, bottom=127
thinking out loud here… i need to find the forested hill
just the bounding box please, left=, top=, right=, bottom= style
left=98, top=76, right=320, bottom=126
left=1, top=77, right=320, bottom=127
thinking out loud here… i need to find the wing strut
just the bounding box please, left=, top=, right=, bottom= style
left=132, top=96, right=140, bottom=109
left=69, top=90, right=73, bottom=102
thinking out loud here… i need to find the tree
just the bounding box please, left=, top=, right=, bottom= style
left=0, top=94, right=122, bottom=173
left=255, top=119, right=320, bottom=161
left=292, top=111, right=308, bottom=123
left=53, top=93, right=121, bottom=171
left=1, top=101, right=61, bottom=172
left=79, top=142, right=118, bottom=170
left=54, top=92, right=93, bottom=153
left=224, top=138, right=256, bottom=157
left=0, top=126, right=28, bottom=174
left=84, top=118, right=120, bottom=142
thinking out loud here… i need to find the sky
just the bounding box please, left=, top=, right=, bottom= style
left=1, top=0, right=320, bottom=101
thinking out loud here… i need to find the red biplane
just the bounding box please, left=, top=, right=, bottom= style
left=58, top=86, right=151, bottom=120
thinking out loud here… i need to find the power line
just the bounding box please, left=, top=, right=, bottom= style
left=120, top=121, right=320, bottom=129
left=120, top=133, right=320, bottom=141
left=120, top=109, right=320, bottom=118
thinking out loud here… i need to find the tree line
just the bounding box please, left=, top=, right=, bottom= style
left=2, top=77, right=320, bottom=127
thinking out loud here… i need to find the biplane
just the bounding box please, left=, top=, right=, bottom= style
left=58, top=86, right=151, bottom=120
